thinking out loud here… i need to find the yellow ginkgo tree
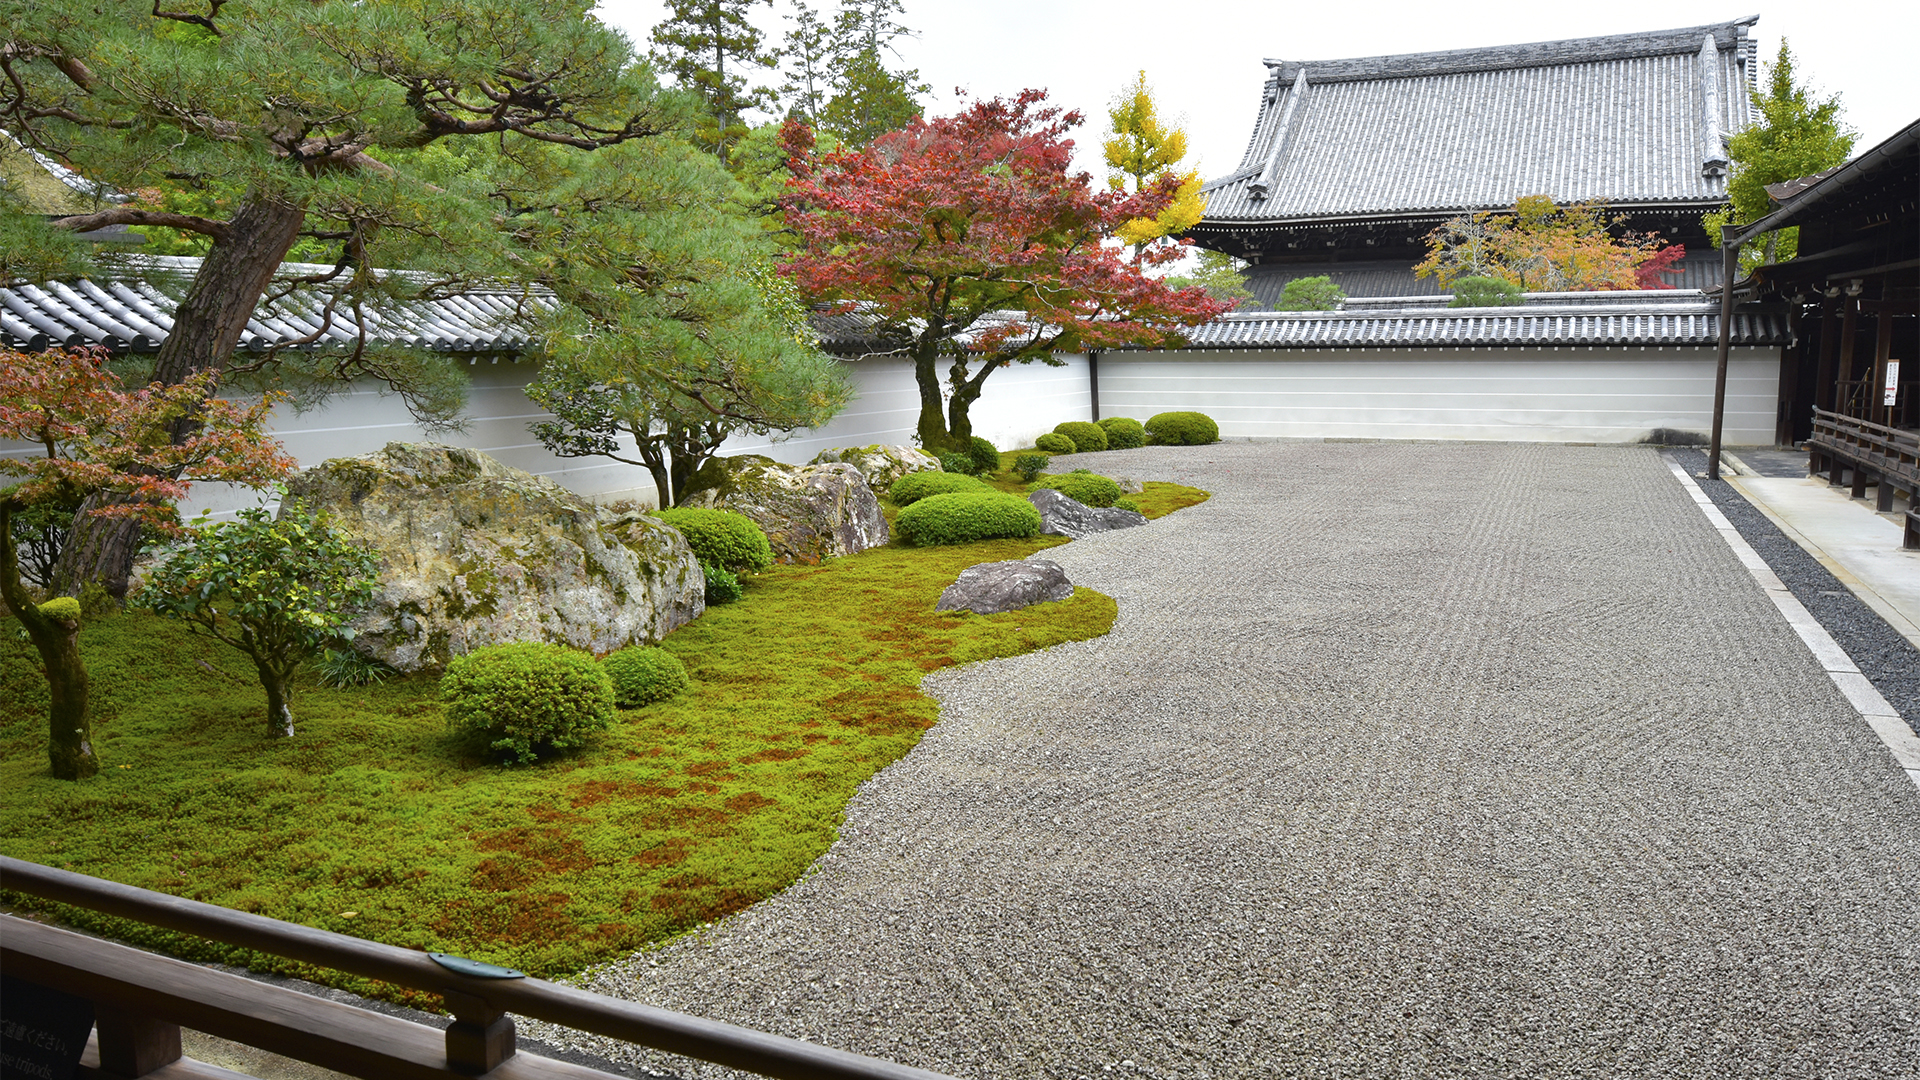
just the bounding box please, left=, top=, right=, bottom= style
left=1104, top=71, right=1206, bottom=251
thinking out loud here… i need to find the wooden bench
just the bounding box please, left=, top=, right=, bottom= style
left=1806, top=408, right=1920, bottom=519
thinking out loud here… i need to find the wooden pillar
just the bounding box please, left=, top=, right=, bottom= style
left=1087, top=350, right=1100, bottom=422
left=95, top=1009, right=182, bottom=1078
left=1836, top=299, right=1859, bottom=416
left=443, top=988, right=516, bottom=1075
left=1874, top=311, right=1894, bottom=428
left=1814, top=302, right=1840, bottom=412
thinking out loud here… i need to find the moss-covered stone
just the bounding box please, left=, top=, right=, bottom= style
left=284, top=443, right=703, bottom=672
left=679, top=455, right=887, bottom=565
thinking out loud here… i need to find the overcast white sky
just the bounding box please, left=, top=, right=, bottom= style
left=593, top=1, right=1918, bottom=184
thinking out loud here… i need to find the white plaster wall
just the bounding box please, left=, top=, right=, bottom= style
left=1098, top=346, right=1781, bottom=444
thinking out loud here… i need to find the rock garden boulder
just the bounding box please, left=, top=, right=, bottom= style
left=679, top=454, right=888, bottom=564
left=809, top=444, right=941, bottom=494
left=935, top=559, right=1074, bottom=614
left=1028, top=487, right=1148, bottom=540
left=283, top=443, right=703, bottom=672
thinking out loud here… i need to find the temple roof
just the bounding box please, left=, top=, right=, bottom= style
left=1200, top=18, right=1759, bottom=227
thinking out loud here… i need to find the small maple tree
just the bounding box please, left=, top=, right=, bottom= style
left=1416, top=196, right=1683, bottom=292
left=0, top=347, right=293, bottom=779
left=779, top=90, right=1229, bottom=452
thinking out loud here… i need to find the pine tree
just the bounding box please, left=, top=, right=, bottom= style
left=650, top=0, right=779, bottom=167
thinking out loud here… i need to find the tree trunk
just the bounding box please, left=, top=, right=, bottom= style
left=50, top=195, right=308, bottom=599
left=2, top=501, right=97, bottom=780
left=911, top=343, right=959, bottom=452
left=253, top=657, right=295, bottom=739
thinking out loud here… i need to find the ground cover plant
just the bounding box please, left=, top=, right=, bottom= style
left=0, top=532, right=1135, bottom=1001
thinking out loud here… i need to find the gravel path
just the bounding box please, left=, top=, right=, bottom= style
left=533, top=443, right=1920, bottom=1080
left=1671, top=446, right=1920, bottom=734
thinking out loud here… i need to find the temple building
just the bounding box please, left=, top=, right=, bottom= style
left=1191, top=18, right=1761, bottom=304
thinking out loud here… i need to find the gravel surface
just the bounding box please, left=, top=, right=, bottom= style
left=529, top=443, right=1920, bottom=1080
left=1673, top=447, right=1920, bottom=734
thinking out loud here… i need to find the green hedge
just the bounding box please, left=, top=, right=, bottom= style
left=1145, top=411, right=1220, bottom=446
left=1098, top=416, right=1146, bottom=450
left=893, top=492, right=1042, bottom=545
left=888, top=470, right=995, bottom=505
left=1034, top=432, right=1075, bottom=454
left=441, top=643, right=616, bottom=765
left=600, top=646, right=690, bottom=708
left=654, top=507, right=773, bottom=573
left=1027, top=471, right=1121, bottom=508
left=1052, top=420, right=1108, bottom=453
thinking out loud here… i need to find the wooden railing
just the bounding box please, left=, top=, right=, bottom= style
left=1, top=856, right=954, bottom=1080
left=1805, top=408, right=1920, bottom=549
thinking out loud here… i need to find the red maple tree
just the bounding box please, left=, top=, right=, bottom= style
left=779, top=90, right=1230, bottom=452
left=1, top=347, right=293, bottom=779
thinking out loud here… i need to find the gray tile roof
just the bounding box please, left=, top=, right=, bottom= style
left=1202, top=18, right=1758, bottom=224
left=0, top=256, right=549, bottom=353
left=1239, top=251, right=1727, bottom=306
left=1158, top=291, right=1787, bottom=350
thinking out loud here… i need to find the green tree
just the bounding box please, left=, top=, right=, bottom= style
left=0, top=1, right=777, bottom=598
left=1165, top=249, right=1252, bottom=306
left=651, top=0, right=780, bottom=166
left=1276, top=275, right=1345, bottom=311
left=816, top=0, right=927, bottom=145
left=1104, top=71, right=1205, bottom=250
left=1703, top=41, right=1856, bottom=270
left=779, top=2, right=835, bottom=128
left=1447, top=276, right=1523, bottom=308
left=140, top=503, right=379, bottom=739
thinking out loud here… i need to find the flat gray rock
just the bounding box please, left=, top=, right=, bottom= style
left=1028, top=487, right=1147, bottom=539
left=934, top=559, right=1073, bottom=614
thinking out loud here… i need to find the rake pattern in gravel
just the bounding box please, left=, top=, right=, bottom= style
left=533, top=442, right=1920, bottom=1080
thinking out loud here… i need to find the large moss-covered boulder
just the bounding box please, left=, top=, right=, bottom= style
left=679, top=454, right=887, bottom=565
left=808, top=444, right=940, bottom=494
left=283, top=443, right=703, bottom=672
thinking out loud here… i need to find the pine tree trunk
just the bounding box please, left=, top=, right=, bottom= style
left=50, top=195, right=308, bottom=599
left=2, top=501, right=97, bottom=780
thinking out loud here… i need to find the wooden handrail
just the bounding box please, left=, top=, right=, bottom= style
left=1, top=857, right=956, bottom=1080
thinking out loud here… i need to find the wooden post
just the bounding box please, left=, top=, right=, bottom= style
left=95, top=1009, right=182, bottom=1078
left=1874, top=311, right=1894, bottom=428
left=1087, top=350, right=1100, bottom=423
left=1837, top=299, right=1859, bottom=415
left=1708, top=227, right=1739, bottom=480
left=1814, top=302, right=1839, bottom=412
left=443, top=988, right=516, bottom=1075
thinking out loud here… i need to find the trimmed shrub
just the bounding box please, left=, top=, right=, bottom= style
left=894, top=492, right=1042, bottom=546
left=1098, top=416, right=1146, bottom=450
left=937, top=451, right=976, bottom=475
left=654, top=507, right=773, bottom=573
left=701, top=561, right=743, bottom=605
left=1034, top=432, right=1075, bottom=454
left=601, top=646, right=690, bottom=708
left=1051, top=420, right=1108, bottom=453
left=1027, top=472, right=1121, bottom=508
left=888, top=470, right=995, bottom=505
left=1145, top=411, right=1220, bottom=446
left=441, top=643, right=616, bottom=765
left=1012, top=452, right=1050, bottom=483
left=967, top=435, right=1002, bottom=475
left=1276, top=274, right=1347, bottom=310
left=1114, top=497, right=1141, bottom=514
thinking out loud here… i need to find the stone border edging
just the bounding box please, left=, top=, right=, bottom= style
left=1662, top=453, right=1920, bottom=790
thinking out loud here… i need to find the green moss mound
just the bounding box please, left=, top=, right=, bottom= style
left=1051, top=421, right=1108, bottom=453
left=888, top=470, right=995, bottom=506
left=36, top=597, right=80, bottom=621
left=600, top=646, right=690, bottom=708
left=654, top=508, right=773, bottom=573
left=441, top=643, right=616, bottom=765
left=1145, top=411, right=1220, bottom=446
left=1027, top=472, right=1121, bottom=508
left=1034, top=432, right=1075, bottom=454
left=894, top=492, right=1043, bottom=545
left=1098, top=416, right=1146, bottom=450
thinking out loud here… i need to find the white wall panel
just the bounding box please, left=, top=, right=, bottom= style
left=1098, top=347, right=1780, bottom=444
